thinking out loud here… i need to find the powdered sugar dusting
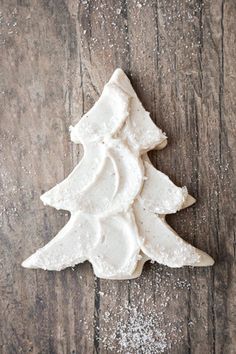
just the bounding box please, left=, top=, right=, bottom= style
left=0, top=7, right=18, bottom=46
left=79, top=266, right=194, bottom=353
left=99, top=303, right=184, bottom=353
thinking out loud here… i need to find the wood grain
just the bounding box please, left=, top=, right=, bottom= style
left=0, top=0, right=235, bottom=353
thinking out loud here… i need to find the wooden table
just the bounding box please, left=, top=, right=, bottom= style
left=1, top=1, right=235, bottom=353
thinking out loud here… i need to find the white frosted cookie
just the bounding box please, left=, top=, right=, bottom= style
left=22, top=69, right=214, bottom=279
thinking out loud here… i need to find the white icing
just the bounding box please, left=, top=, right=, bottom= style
left=70, top=83, right=130, bottom=144
left=22, top=212, right=99, bottom=271
left=139, top=161, right=188, bottom=215
left=90, top=211, right=140, bottom=278
left=70, top=139, right=143, bottom=216
left=40, top=142, right=107, bottom=211
left=22, top=68, right=214, bottom=278
left=109, top=69, right=167, bottom=153
left=134, top=200, right=214, bottom=268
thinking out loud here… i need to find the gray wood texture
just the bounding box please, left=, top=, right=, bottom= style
left=1, top=0, right=235, bottom=353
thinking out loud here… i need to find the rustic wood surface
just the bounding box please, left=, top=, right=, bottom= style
left=1, top=0, right=235, bottom=353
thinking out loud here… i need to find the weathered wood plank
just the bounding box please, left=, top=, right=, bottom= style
left=128, top=1, right=213, bottom=353
left=0, top=0, right=235, bottom=353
